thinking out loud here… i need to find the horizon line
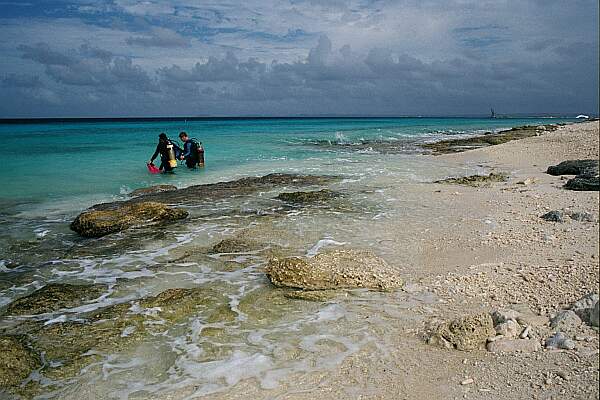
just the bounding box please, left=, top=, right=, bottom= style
left=0, top=114, right=591, bottom=124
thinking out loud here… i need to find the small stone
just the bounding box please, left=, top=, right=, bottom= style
left=557, top=371, right=569, bottom=381
left=568, top=211, right=595, bottom=222
left=550, top=310, right=582, bottom=331
left=570, top=293, right=599, bottom=325
left=491, top=309, right=520, bottom=325
left=461, top=378, right=474, bottom=385
left=545, top=332, right=576, bottom=350
left=540, top=211, right=564, bottom=223
left=495, top=320, right=521, bottom=338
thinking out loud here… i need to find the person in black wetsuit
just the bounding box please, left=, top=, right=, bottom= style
left=148, top=133, right=181, bottom=173
left=178, top=131, right=199, bottom=169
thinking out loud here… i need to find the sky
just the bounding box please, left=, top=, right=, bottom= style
left=0, top=0, right=598, bottom=117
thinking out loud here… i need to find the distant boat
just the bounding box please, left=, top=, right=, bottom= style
left=490, top=108, right=496, bottom=118
left=576, top=114, right=589, bottom=119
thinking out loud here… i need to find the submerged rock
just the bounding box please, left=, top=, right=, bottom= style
left=283, top=290, right=341, bottom=302
left=2, top=283, right=107, bottom=316
left=139, top=287, right=218, bottom=321
left=266, top=249, right=403, bottom=291
left=129, top=184, right=177, bottom=197
left=546, top=159, right=599, bottom=176
left=275, top=189, right=340, bottom=204
left=109, top=173, right=337, bottom=206
left=428, top=313, right=495, bottom=351
left=70, top=201, right=188, bottom=237
left=486, top=338, right=541, bottom=353
left=0, top=336, right=41, bottom=388
left=434, top=173, right=508, bottom=186
left=564, top=175, right=600, bottom=191
left=211, top=237, right=266, bottom=253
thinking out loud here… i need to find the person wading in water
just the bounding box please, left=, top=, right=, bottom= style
left=148, top=133, right=181, bottom=173
left=178, top=131, right=205, bottom=168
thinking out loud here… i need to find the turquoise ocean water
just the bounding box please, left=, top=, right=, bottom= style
left=0, top=117, right=576, bottom=206
left=0, top=116, right=583, bottom=399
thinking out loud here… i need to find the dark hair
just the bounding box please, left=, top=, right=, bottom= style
left=158, top=133, right=168, bottom=140
left=178, top=131, right=188, bottom=138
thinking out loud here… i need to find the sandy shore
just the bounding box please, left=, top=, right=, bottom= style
left=179, top=121, right=599, bottom=400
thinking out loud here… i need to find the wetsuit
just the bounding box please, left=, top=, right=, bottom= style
left=181, top=139, right=199, bottom=168
left=150, top=139, right=181, bottom=172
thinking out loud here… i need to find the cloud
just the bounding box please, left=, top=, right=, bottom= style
left=125, top=27, right=191, bottom=48
left=0, top=0, right=598, bottom=117
left=16, top=42, right=158, bottom=92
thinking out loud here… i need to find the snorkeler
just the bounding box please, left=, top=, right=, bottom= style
left=148, top=133, right=181, bottom=173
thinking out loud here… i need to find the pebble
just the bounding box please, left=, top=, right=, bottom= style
left=461, top=378, right=474, bottom=385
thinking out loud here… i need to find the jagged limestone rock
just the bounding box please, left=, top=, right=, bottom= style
left=0, top=336, right=41, bottom=388
left=2, top=283, right=107, bottom=316
left=428, top=313, right=495, bottom=351
left=434, top=173, right=508, bottom=187
left=70, top=201, right=188, bottom=237
left=266, top=249, right=403, bottom=291
left=275, top=189, right=340, bottom=204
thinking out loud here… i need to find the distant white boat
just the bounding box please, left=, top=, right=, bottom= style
left=576, top=114, right=589, bottom=119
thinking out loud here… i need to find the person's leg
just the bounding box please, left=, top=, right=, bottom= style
left=185, top=158, right=196, bottom=169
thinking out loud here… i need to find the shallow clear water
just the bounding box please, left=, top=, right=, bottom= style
left=0, top=117, right=573, bottom=204
left=0, top=117, right=576, bottom=399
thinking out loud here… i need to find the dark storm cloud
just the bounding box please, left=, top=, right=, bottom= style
left=0, top=0, right=598, bottom=117
left=14, top=43, right=157, bottom=92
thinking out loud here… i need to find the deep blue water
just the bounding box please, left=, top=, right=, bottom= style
left=0, top=117, right=576, bottom=206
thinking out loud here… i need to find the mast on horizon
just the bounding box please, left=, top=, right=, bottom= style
left=490, top=108, right=496, bottom=118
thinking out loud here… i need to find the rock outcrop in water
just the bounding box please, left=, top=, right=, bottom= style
left=70, top=174, right=337, bottom=238
left=1, top=283, right=107, bottom=316
left=129, top=184, right=177, bottom=197
left=210, top=237, right=267, bottom=253
left=275, top=189, right=340, bottom=204
left=109, top=173, right=336, bottom=206
left=266, top=249, right=403, bottom=291
left=428, top=313, right=495, bottom=351
left=2, top=286, right=232, bottom=387
left=70, top=201, right=188, bottom=237
left=424, top=125, right=558, bottom=154
left=434, top=172, right=508, bottom=186
left=0, top=336, right=41, bottom=389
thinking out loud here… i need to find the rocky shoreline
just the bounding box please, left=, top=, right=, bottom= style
left=0, top=121, right=598, bottom=399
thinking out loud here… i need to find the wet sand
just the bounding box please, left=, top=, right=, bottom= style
left=176, top=121, right=600, bottom=400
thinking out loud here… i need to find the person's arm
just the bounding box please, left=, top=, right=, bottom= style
left=182, top=142, right=192, bottom=158
left=149, top=143, right=160, bottom=163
